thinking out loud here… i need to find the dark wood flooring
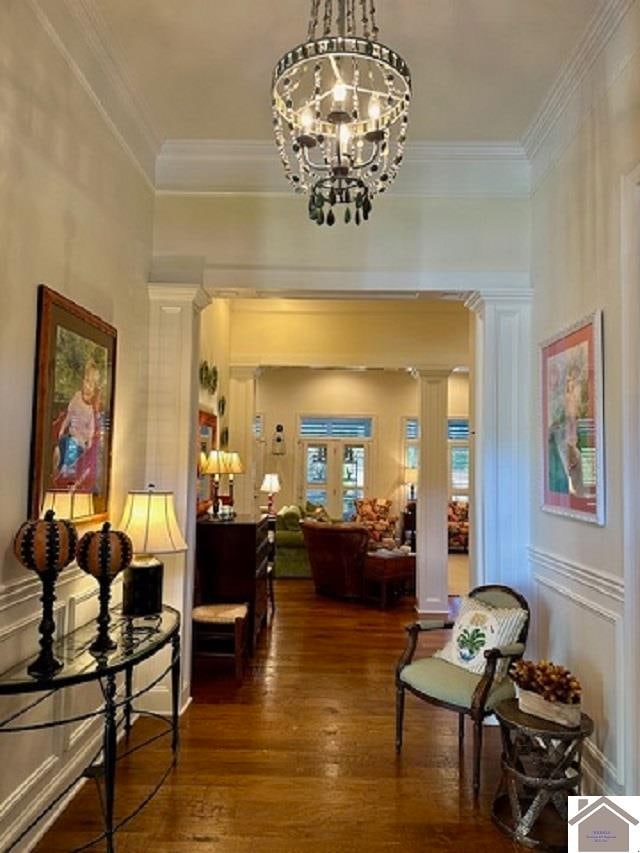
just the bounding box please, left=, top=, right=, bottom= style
left=36, top=581, right=521, bottom=852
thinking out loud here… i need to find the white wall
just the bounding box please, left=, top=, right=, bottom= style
left=529, top=0, right=640, bottom=794
left=255, top=368, right=468, bottom=515
left=0, top=3, right=154, bottom=848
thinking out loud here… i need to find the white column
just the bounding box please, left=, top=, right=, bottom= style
left=228, top=366, right=258, bottom=515
left=141, top=282, right=210, bottom=713
left=415, top=368, right=451, bottom=616
left=465, top=290, right=532, bottom=595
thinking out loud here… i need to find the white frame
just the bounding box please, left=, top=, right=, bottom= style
left=539, top=309, right=605, bottom=525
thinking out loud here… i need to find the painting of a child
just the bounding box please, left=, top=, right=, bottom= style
left=29, top=286, right=116, bottom=522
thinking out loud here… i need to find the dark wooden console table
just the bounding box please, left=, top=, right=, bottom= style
left=0, top=606, right=181, bottom=853
left=492, top=698, right=594, bottom=851
left=195, top=514, right=269, bottom=653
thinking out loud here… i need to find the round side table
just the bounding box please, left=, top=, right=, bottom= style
left=492, top=698, right=594, bottom=851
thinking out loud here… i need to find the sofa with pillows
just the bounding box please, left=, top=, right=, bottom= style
left=275, top=502, right=333, bottom=578
left=448, top=499, right=470, bottom=553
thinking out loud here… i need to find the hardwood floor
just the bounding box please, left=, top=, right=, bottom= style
left=37, top=581, right=520, bottom=852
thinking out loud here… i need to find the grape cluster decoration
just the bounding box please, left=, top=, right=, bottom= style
left=510, top=659, right=582, bottom=705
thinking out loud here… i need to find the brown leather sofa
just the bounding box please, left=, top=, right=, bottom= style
left=301, top=520, right=370, bottom=600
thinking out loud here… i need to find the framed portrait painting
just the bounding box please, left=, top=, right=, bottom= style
left=540, top=310, right=604, bottom=525
left=28, top=286, right=117, bottom=522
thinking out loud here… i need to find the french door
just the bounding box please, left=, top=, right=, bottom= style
left=299, top=440, right=368, bottom=520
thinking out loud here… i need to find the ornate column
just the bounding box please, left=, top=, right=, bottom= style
left=142, top=282, right=210, bottom=712
left=228, top=366, right=259, bottom=515
left=415, top=368, right=451, bottom=616
left=465, top=290, right=532, bottom=594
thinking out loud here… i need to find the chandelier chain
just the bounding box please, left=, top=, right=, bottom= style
left=308, top=0, right=321, bottom=40
left=359, top=0, right=369, bottom=39
left=346, top=0, right=355, bottom=36
left=323, top=0, right=333, bottom=36
left=368, top=0, right=379, bottom=40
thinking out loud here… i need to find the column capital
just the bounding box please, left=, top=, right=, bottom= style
left=413, top=366, right=454, bottom=380
left=465, top=289, right=533, bottom=315
left=230, top=365, right=260, bottom=381
left=148, top=282, right=211, bottom=312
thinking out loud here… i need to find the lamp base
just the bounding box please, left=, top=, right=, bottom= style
left=122, top=559, right=164, bottom=617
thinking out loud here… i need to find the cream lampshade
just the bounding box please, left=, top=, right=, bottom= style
left=404, top=467, right=418, bottom=501
left=201, top=450, right=229, bottom=517
left=40, top=489, right=94, bottom=520
left=118, top=487, right=187, bottom=616
left=260, top=473, right=281, bottom=515
left=224, top=451, right=244, bottom=510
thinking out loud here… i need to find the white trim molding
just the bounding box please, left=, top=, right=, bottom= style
left=620, top=162, right=640, bottom=794
left=530, top=548, right=626, bottom=790
left=156, top=139, right=531, bottom=198
left=523, top=0, right=637, bottom=189
left=29, top=0, right=159, bottom=186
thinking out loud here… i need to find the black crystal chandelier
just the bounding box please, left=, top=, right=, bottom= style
left=272, top=0, right=411, bottom=226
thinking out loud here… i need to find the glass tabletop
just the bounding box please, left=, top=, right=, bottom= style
left=0, top=605, right=180, bottom=695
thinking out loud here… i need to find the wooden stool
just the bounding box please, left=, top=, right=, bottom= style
left=192, top=603, right=249, bottom=681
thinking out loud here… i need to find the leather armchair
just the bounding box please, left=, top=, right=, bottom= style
left=300, top=520, right=370, bottom=599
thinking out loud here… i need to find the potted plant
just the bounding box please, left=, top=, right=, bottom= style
left=510, top=659, right=582, bottom=727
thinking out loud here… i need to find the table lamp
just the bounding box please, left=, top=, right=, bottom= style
left=225, top=451, right=244, bottom=510
left=404, top=467, right=418, bottom=502
left=201, top=450, right=229, bottom=518
left=260, top=473, right=281, bottom=515
left=40, top=489, right=95, bottom=520
left=118, top=486, right=187, bottom=616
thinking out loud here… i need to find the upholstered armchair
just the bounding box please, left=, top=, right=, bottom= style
left=395, top=585, right=530, bottom=797
left=301, top=520, right=370, bottom=599
left=353, top=498, right=398, bottom=545
left=447, top=499, right=470, bottom=552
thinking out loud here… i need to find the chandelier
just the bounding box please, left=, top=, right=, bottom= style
left=272, top=0, right=411, bottom=226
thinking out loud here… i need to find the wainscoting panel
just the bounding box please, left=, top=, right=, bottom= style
left=0, top=566, right=120, bottom=850
left=529, top=546, right=625, bottom=792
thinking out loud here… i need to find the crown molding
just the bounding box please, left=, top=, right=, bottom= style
left=522, top=0, right=636, bottom=180
left=192, top=263, right=530, bottom=296
left=30, top=0, right=160, bottom=187
left=156, top=139, right=531, bottom=198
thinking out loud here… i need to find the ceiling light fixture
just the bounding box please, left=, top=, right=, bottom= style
left=272, top=0, right=411, bottom=226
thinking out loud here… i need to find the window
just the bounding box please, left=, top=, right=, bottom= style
left=299, top=416, right=372, bottom=438
left=403, top=417, right=420, bottom=471
left=448, top=419, right=470, bottom=498
left=403, top=417, right=470, bottom=499
left=299, top=416, right=372, bottom=520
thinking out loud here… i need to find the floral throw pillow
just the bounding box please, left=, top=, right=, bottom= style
left=434, top=596, right=527, bottom=678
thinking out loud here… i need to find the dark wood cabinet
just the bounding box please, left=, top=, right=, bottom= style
left=195, top=514, right=269, bottom=653
left=402, top=501, right=416, bottom=551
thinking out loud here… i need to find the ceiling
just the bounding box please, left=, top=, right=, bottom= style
left=98, top=0, right=603, bottom=144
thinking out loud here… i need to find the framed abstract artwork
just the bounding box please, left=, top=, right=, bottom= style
left=28, top=286, right=117, bottom=522
left=540, top=310, right=604, bottom=525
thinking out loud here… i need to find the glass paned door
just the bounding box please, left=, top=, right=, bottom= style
left=304, top=443, right=328, bottom=507
left=300, top=440, right=368, bottom=519
left=341, top=443, right=365, bottom=520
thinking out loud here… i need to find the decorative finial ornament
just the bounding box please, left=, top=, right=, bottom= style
left=77, top=522, right=133, bottom=655
left=13, top=509, right=78, bottom=678
left=272, top=0, right=411, bottom=225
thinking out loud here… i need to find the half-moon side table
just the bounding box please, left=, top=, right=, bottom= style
left=0, top=605, right=181, bottom=853
left=492, top=698, right=594, bottom=851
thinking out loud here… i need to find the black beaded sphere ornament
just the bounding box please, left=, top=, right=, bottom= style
left=77, top=522, right=133, bottom=655
left=13, top=510, right=78, bottom=678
